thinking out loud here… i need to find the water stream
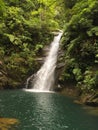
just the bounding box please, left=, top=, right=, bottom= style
left=26, top=32, right=63, bottom=92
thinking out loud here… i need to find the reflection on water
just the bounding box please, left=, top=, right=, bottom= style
left=32, top=93, right=55, bottom=129
left=83, top=106, right=98, bottom=116
left=0, top=90, right=98, bottom=130
left=0, top=118, right=19, bottom=130
left=32, top=93, right=69, bottom=129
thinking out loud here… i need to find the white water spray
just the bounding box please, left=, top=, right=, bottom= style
left=26, top=32, right=63, bottom=92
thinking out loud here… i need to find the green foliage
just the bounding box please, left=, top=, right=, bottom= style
left=0, top=0, right=5, bottom=15
left=60, top=58, right=76, bottom=82
left=87, top=26, right=98, bottom=36
left=61, top=0, right=98, bottom=93
left=0, top=47, right=5, bottom=59
left=35, top=44, right=43, bottom=53
left=77, top=69, right=98, bottom=92
left=73, top=67, right=82, bottom=81
left=63, top=0, right=78, bottom=9
left=0, top=0, right=62, bottom=89
left=83, top=70, right=95, bottom=91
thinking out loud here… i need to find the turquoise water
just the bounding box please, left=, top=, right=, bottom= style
left=0, top=90, right=98, bottom=130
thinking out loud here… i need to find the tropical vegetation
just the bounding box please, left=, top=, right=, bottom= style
left=61, top=0, right=98, bottom=95
left=0, top=0, right=63, bottom=88
left=0, top=0, right=98, bottom=101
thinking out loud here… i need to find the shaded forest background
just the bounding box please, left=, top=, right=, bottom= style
left=0, top=0, right=98, bottom=97
left=0, top=0, right=63, bottom=88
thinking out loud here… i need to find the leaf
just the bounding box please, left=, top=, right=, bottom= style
left=87, top=26, right=98, bottom=36
left=4, top=34, right=15, bottom=43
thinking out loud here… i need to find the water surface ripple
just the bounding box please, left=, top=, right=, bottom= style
left=0, top=90, right=98, bottom=130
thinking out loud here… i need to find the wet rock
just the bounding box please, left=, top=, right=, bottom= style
left=56, top=63, right=65, bottom=69
left=0, top=72, right=3, bottom=76
left=54, top=84, right=63, bottom=92
left=85, top=94, right=98, bottom=107
left=53, top=49, right=65, bottom=90
left=35, top=57, right=45, bottom=64
left=79, top=93, right=98, bottom=107
left=85, top=100, right=98, bottom=107
left=0, top=118, right=19, bottom=130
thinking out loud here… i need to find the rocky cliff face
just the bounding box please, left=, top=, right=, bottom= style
left=54, top=49, right=65, bottom=91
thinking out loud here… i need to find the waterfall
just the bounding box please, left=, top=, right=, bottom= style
left=26, top=32, right=63, bottom=92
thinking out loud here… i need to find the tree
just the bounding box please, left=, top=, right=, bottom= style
left=61, top=0, right=98, bottom=92
left=0, top=0, right=62, bottom=89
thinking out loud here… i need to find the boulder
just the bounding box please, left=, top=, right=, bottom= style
left=78, top=93, right=98, bottom=107
left=84, top=93, right=98, bottom=107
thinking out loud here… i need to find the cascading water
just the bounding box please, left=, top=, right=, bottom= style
left=26, top=32, right=63, bottom=92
